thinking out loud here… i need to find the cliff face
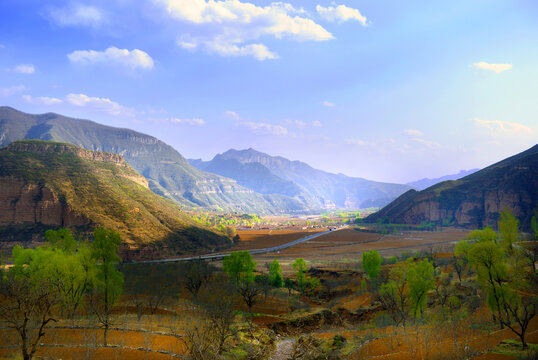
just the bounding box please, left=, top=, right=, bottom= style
left=0, top=177, right=88, bottom=227
left=366, top=144, right=538, bottom=230
left=4, top=141, right=149, bottom=189
left=0, top=140, right=231, bottom=256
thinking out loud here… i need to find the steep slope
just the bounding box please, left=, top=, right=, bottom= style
left=407, top=169, right=479, bottom=190
left=366, top=144, right=538, bottom=230
left=201, top=148, right=412, bottom=209
left=0, top=140, right=232, bottom=257
left=0, top=106, right=307, bottom=214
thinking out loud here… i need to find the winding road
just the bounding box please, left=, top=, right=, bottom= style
left=138, top=225, right=348, bottom=264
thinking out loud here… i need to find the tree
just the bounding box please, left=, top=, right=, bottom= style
left=255, top=274, right=272, bottom=300
left=498, top=209, right=519, bottom=251
left=466, top=227, right=498, bottom=243
left=90, top=227, right=123, bottom=346
left=269, top=258, right=283, bottom=288
left=222, top=251, right=256, bottom=284
left=0, top=255, right=60, bottom=360
left=468, top=240, right=507, bottom=328
left=238, top=281, right=263, bottom=313
left=44, top=229, right=96, bottom=318
left=362, top=250, right=382, bottom=287
left=292, top=258, right=309, bottom=294
left=407, top=259, right=435, bottom=319
left=284, top=277, right=294, bottom=296
left=182, top=259, right=213, bottom=299
left=195, top=283, right=238, bottom=354
left=378, top=264, right=409, bottom=326
left=453, top=240, right=471, bottom=283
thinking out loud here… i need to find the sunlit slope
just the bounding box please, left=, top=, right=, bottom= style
left=0, top=140, right=231, bottom=255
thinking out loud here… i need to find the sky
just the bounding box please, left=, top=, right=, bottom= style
left=1, top=0, right=537, bottom=183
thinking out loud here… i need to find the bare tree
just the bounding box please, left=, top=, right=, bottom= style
left=0, top=274, right=60, bottom=360
left=196, top=283, right=238, bottom=354
left=183, top=260, right=213, bottom=299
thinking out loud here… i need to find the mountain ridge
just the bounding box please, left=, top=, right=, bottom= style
left=365, top=144, right=538, bottom=230
left=406, top=169, right=480, bottom=190
left=0, top=106, right=310, bottom=214
left=0, top=140, right=232, bottom=258
left=191, top=147, right=413, bottom=209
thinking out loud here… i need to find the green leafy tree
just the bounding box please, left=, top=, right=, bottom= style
left=466, top=227, right=498, bottom=243
left=498, top=209, right=519, bottom=251
left=292, top=258, right=309, bottom=294
left=222, top=251, right=256, bottom=284
left=269, top=258, right=283, bottom=288
left=407, top=259, right=435, bottom=319
left=468, top=240, right=507, bottom=328
left=362, top=250, right=382, bottom=287
left=453, top=240, right=471, bottom=283
left=90, top=227, right=123, bottom=346
left=45, top=229, right=96, bottom=318
left=379, top=264, right=409, bottom=326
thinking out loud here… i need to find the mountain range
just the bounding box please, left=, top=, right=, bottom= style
left=0, top=107, right=411, bottom=213
left=366, top=144, right=538, bottom=230
left=0, top=140, right=231, bottom=258
left=406, top=169, right=479, bottom=190
left=0, top=106, right=312, bottom=214
left=190, top=148, right=412, bottom=209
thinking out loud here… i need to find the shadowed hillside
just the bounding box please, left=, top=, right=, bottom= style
left=366, top=144, right=538, bottom=230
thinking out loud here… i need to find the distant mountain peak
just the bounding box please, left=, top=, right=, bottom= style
left=406, top=168, right=480, bottom=190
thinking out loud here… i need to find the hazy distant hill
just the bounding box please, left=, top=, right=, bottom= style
left=407, top=169, right=479, bottom=190
left=0, top=107, right=309, bottom=214
left=0, top=140, right=231, bottom=257
left=191, top=148, right=412, bottom=209
left=366, top=144, right=538, bottom=230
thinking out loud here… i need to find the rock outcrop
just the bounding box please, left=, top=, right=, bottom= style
left=366, top=144, right=538, bottom=230
left=0, top=177, right=88, bottom=227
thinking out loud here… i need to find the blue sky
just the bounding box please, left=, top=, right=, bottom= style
left=1, top=0, right=537, bottom=183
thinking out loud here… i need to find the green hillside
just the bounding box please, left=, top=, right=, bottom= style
left=0, top=140, right=232, bottom=257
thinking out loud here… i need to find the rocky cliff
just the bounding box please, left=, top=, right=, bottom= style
left=0, top=140, right=231, bottom=257
left=365, top=144, right=538, bottom=230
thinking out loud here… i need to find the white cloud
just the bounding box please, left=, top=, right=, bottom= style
left=345, top=138, right=366, bottom=146
left=170, top=117, right=206, bottom=126
left=11, top=64, right=35, bottom=74
left=322, top=100, right=335, bottom=107
left=472, top=62, right=512, bottom=74
left=224, top=110, right=241, bottom=120
left=412, top=138, right=440, bottom=148
left=283, top=119, right=307, bottom=128
left=22, top=94, right=63, bottom=105
left=67, top=47, right=154, bottom=70
left=237, top=121, right=288, bottom=135
left=48, top=4, right=105, bottom=27
left=0, top=85, right=26, bottom=96
left=472, top=118, right=533, bottom=137
left=403, top=129, right=424, bottom=136
left=158, top=0, right=333, bottom=60
left=66, top=93, right=136, bottom=117
left=312, top=120, right=322, bottom=127
left=316, top=4, right=368, bottom=25
left=0, top=44, right=5, bottom=49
